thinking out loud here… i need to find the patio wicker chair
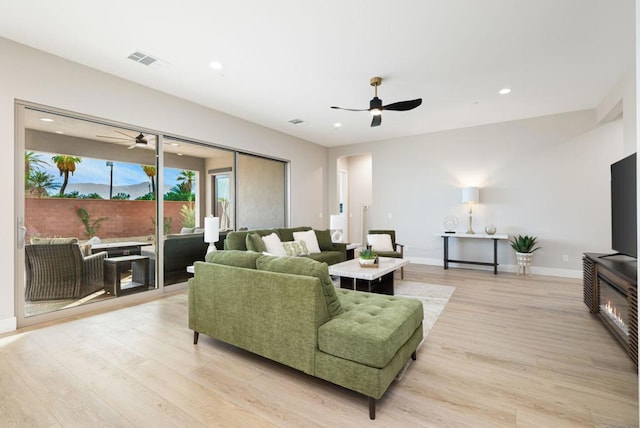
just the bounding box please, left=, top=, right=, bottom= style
left=24, top=239, right=108, bottom=301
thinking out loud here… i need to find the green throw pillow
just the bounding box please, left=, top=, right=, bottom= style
left=205, top=250, right=262, bottom=269
left=315, top=229, right=335, bottom=251
left=256, top=255, right=343, bottom=317
left=246, top=233, right=267, bottom=253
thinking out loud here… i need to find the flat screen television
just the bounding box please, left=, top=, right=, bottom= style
left=611, top=152, right=637, bottom=258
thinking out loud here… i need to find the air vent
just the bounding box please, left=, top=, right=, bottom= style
left=127, top=51, right=161, bottom=67
left=288, top=118, right=305, bottom=125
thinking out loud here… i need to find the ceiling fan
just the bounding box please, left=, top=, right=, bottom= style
left=331, top=77, right=422, bottom=127
left=97, top=130, right=151, bottom=149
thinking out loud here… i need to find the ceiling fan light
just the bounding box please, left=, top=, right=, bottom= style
left=370, top=108, right=382, bottom=116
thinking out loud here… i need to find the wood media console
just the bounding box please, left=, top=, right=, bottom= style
left=583, top=253, right=638, bottom=366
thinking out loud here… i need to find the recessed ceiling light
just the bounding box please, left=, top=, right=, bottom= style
left=499, top=88, right=511, bottom=95
left=288, top=118, right=305, bottom=125
left=170, top=143, right=179, bottom=147
left=209, top=61, right=223, bottom=70
left=40, top=117, right=54, bottom=122
left=55, top=130, right=65, bottom=134
left=334, top=122, right=342, bottom=128
left=177, top=153, right=183, bottom=156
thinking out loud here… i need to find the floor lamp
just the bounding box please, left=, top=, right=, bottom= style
left=204, top=216, right=220, bottom=254
left=461, top=187, right=479, bottom=234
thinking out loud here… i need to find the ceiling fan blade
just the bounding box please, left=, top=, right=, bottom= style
left=97, top=135, right=130, bottom=140
left=382, top=98, right=422, bottom=111
left=331, top=106, right=369, bottom=112
left=371, top=115, right=382, bottom=127
left=115, top=130, right=136, bottom=139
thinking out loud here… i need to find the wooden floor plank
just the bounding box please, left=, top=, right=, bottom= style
left=0, top=265, right=637, bottom=427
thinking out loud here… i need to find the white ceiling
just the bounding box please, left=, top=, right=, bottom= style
left=0, top=1, right=634, bottom=147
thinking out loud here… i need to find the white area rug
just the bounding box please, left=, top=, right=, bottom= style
left=393, top=280, right=456, bottom=341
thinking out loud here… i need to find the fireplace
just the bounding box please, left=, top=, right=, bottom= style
left=598, top=275, right=630, bottom=339
left=583, top=253, right=637, bottom=366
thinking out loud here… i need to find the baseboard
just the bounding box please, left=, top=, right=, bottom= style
left=407, top=257, right=582, bottom=279
left=0, top=316, right=17, bottom=334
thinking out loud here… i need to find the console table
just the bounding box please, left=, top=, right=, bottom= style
left=438, top=233, right=509, bottom=274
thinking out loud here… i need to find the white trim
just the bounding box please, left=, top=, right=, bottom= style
left=407, top=256, right=582, bottom=279
left=0, top=317, right=17, bottom=334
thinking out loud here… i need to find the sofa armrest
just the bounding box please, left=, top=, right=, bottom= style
left=331, top=242, right=347, bottom=259
left=395, top=243, right=404, bottom=257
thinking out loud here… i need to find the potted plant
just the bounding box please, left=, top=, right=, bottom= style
left=359, top=248, right=378, bottom=266
left=510, top=235, right=541, bottom=275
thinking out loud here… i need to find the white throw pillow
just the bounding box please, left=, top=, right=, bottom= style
left=367, top=234, right=394, bottom=252
left=293, top=230, right=321, bottom=254
left=262, top=233, right=287, bottom=256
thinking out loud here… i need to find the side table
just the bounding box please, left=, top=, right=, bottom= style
left=345, top=243, right=361, bottom=260
left=103, top=255, right=150, bottom=297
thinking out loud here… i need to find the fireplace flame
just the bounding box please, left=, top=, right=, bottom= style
left=601, top=300, right=628, bottom=335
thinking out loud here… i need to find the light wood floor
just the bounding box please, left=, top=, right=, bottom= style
left=1, top=265, right=637, bottom=427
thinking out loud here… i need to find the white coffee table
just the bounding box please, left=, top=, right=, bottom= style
left=328, top=257, right=409, bottom=295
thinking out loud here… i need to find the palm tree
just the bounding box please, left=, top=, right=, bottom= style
left=52, top=155, right=82, bottom=195
left=177, top=170, right=196, bottom=193
left=28, top=170, right=59, bottom=197
left=25, top=151, right=48, bottom=176
left=142, top=165, right=156, bottom=196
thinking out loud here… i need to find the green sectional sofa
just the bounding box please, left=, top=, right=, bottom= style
left=188, top=251, right=424, bottom=419
left=224, top=226, right=347, bottom=265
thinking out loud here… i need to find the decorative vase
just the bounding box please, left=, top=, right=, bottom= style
left=516, top=252, right=533, bottom=276
left=485, top=225, right=496, bottom=235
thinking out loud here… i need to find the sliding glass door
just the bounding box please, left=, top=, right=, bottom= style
left=236, top=153, right=287, bottom=230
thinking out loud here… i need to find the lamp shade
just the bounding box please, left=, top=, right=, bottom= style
left=330, top=214, right=346, bottom=231
left=204, top=216, right=220, bottom=243
left=461, top=187, right=480, bottom=204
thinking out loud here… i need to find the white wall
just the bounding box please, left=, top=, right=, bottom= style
left=0, top=37, right=328, bottom=332
left=329, top=110, right=625, bottom=277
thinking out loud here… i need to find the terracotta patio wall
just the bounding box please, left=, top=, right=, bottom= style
left=25, top=198, right=191, bottom=241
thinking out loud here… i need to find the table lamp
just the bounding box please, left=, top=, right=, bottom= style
left=330, top=214, right=347, bottom=243
left=461, top=187, right=479, bottom=234
left=204, top=216, right=220, bottom=254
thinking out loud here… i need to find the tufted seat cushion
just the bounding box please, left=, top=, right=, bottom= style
left=317, top=289, right=423, bottom=369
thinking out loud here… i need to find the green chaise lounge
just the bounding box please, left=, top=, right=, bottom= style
left=188, top=250, right=424, bottom=419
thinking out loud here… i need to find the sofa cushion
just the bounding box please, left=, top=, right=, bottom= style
left=256, top=255, right=343, bottom=317
left=276, top=226, right=311, bottom=242
left=205, top=250, right=262, bottom=269
left=225, top=229, right=280, bottom=250
left=318, top=290, right=423, bottom=368
left=262, top=233, right=287, bottom=256
left=246, top=233, right=267, bottom=253
left=367, top=234, right=394, bottom=252
left=293, top=230, right=321, bottom=254
left=306, top=251, right=345, bottom=265
left=30, top=237, right=78, bottom=245
left=315, top=229, right=335, bottom=251
left=282, top=241, right=309, bottom=256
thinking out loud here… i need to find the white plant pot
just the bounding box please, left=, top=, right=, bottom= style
left=359, top=258, right=376, bottom=265
left=516, top=252, right=533, bottom=276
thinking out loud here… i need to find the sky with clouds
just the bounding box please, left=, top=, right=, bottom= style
left=33, top=151, right=182, bottom=188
